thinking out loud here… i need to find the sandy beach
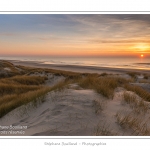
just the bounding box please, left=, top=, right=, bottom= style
left=9, top=60, right=150, bottom=74
left=0, top=60, right=150, bottom=136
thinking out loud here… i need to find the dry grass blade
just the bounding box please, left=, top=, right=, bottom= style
left=133, top=99, right=149, bottom=114
left=127, top=72, right=140, bottom=79
left=115, top=112, right=139, bottom=128
left=143, top=73, right=150, bottom=80
left=0, top=83, right=41, bottom=96
left=123, top=92, right=149, bottom=114
left=123, top=92, right=137, bottom=104
left=93, top=122, right=116, bottom=136
left=0, top=87, right=51, bottom=118
left=78, top=75, right=129, bottom=98
left=115, top=112, right=149, bottom=135
left=124, top=84, right=150, bottom=102
left=0, top=75, right=47, bottom=85
left=139, top=79, right=150, bottom=83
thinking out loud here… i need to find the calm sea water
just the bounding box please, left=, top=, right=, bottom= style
left=0, top=56, right=150, bottom=70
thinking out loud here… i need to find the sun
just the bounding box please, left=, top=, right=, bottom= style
left=141, top=54, right=144, bottom=57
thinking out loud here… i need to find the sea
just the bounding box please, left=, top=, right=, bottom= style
left=0, top=56, right=150, bottom=71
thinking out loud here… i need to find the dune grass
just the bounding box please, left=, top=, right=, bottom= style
left=0, top=61, right=75, bottom=118
left=93, top=122, right=116, bottom=136
left=0, top=87, right=51, bottom=118
left=0, top=67, right=51, bottom=118
left=0, top=75, right=47, bottom=85
left=115, top=112, right=138, bottom=128
left=127, top=72, right=140, bottom=79
left=123, top=92, right=149, bottom=114
left=9, top=75, right=47, bottom=85
left=133, top=100, right=149, bottom=114
left=115, top=112, right=149, bottom=135
left=0, top=61, right=82, bottom=118
left=99, top=72, right=108, bottom=76
left=123, top=92, right=137, bottom=104
left=0, top=83, right=41, bottom=96
left=0, top=61, right=21, bottom=78
left=143, top=74, right=149, bottom=79
left=0, top=61, right=19, bottom=73
left=124, top=84, right=150, bottom=102
left=139, top=79, right=150, bottom=83
left=78, top=75, right=129, bottom=98
left=17, top=65, right=83, bottom=78
left=0, top=75, right=49, bottom=96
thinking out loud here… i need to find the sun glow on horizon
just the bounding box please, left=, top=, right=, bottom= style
left=0, top=15, right=150, bottom=57
left=134, top=43, right=149, bottom=51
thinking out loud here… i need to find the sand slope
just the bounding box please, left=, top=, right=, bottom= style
left=1, top=82, right=150, bottom=136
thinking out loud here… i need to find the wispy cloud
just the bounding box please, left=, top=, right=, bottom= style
left=90, top=39, right=150, bottom=44
left=0, top=14, right=150, bottom=56
left=0, top=32, right=17, bottom=36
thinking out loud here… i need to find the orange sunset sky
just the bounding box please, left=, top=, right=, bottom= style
left=0, top=14, right=150, bottom=57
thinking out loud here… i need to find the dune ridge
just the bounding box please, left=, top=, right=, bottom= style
left=0, top=60, right=150, bottom=136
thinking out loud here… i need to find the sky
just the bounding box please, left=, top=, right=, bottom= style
left=0, top=14, right=150, bottom=57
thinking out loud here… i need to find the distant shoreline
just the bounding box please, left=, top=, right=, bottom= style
left=7, top=60, right=150, bottom=74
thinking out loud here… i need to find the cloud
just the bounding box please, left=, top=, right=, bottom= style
left=36, top=36, right=61, bottom=41
left=68, top=14, right=150, bottom=39
left=1, top=14, right=150, bottom=56
left=90, top=39, right=150, bottom=44
left=0, top=33, right=16, bottom=36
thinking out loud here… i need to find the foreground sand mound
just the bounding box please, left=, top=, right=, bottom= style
left=0, top=87, right=102, bottom=135
left=1, top=84, right=150, bottom=136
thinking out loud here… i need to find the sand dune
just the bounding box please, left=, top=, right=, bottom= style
left=1, top=82, right=150, bottom=136
left=0, top=60, right=150, bottom=136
